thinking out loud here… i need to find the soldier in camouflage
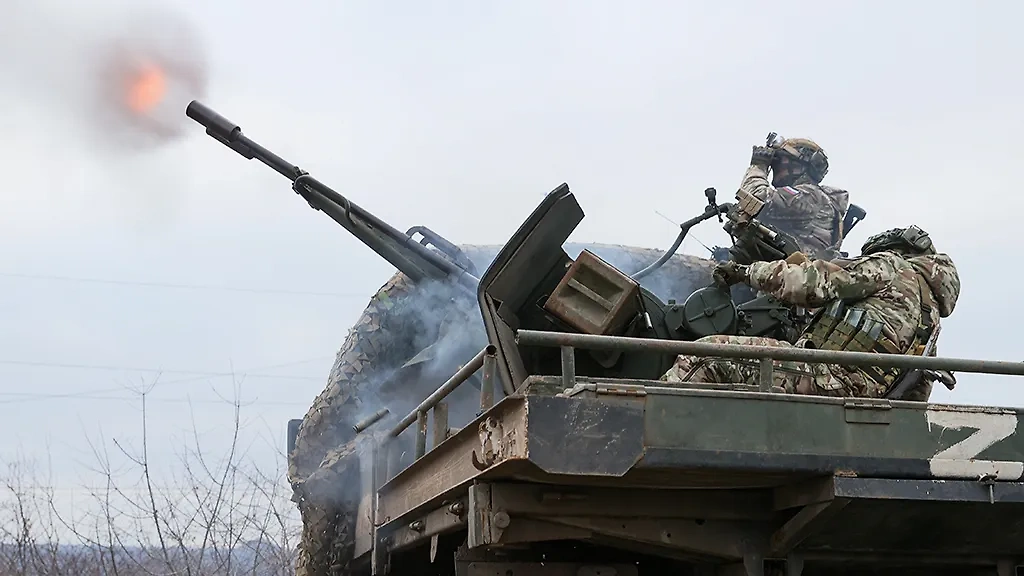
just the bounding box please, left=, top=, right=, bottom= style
left=742, top=137, right=851, bottom=260
left=661, top=226, right=960, bottom=401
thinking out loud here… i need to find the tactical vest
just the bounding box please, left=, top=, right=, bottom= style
left=758, top=190, right=845, bottom=262
left=818, top=190, right=846, bottom=260
left=798, top=275, right=939, bottom=392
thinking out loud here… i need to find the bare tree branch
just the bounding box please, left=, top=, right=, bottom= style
left=0, top=374, right=300, bottom=576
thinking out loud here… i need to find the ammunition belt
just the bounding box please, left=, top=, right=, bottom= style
left=800, top=301, right=913, bottom=389
left=800, top=273, right=938, bottom=395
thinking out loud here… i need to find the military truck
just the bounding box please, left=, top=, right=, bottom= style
left=185, top=102, right=1024, bottom=576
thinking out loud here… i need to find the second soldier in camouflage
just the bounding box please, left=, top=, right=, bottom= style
left=662, top=226, right=960, bottom=401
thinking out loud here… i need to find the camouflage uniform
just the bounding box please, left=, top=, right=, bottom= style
left=662, top=231, right=960, bottom=400
left=740, top=137, right=851, bottom=259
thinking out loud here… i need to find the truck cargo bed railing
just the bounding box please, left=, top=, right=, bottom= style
left=387, top=345, right=499, bottom=460
left=385, top=329, right=1024, bottom=471
left=516, top=329, right=1024, bottom=392
left=369, top=329, right=1024, bottom=576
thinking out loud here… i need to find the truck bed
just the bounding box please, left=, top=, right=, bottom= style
left=358, top=377, right=1024, bottom=575
left=350, top=187, right=1024, bottom=575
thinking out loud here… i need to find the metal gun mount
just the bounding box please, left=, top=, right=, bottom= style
left=463, top=184, right=812, bottom=389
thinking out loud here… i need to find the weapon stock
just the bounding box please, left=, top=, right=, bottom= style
left=842, top=204, right=868, bottom=238
left=185, top=100, right=479, bottom=295
left=885, top=326, right=955, bottom=400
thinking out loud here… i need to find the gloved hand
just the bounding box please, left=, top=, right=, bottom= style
left=750, top=145, right=775, bottom=167
left=713, top=261, right=748, bottom=287
left=785, top=251, right=809, bottom=265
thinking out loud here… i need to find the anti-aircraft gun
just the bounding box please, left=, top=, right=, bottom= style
left=184, top=104, right=865, bottom=409
left=185, top=101, right=831, bottom=384
left=186, top=103, right=1024, bottom=576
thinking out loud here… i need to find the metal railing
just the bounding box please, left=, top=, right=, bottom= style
left=378, top=328, right=1024, bottom=474
left=385, top=345, right=498, bottom=464
left=516, top=329, right=1024, bottom=392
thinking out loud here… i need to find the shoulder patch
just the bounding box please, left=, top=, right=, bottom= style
left=779, top=186, right=800, bottom=196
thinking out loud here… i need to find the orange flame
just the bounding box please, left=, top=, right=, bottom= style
left=126, top=63, right=167, bottom=114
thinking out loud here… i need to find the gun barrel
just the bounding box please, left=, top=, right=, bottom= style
left=185, top=100, right=480, bottom=293
left=353, top=408, right=390, bottom=434
left=185, top=101, right=238, bottom=143
left=185, top=101, right=304, bottom=180
left=755, top=222, right=778, bottom=240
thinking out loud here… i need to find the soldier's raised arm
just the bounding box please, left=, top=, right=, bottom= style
left=739, top=149, right=775, bottom=202
left=739, top=148, right=827, bottom=215
left=744, top=256, right=896, bottom=308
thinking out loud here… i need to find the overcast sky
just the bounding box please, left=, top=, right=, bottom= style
left=1, top=0, right=1020, bottom=519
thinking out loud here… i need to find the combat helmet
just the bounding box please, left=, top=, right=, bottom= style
left=861, top=225, right=936, bottom=256
left=771, top=137, right=829, bottom=183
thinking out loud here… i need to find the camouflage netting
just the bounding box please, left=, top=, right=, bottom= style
left=293, top=440, right=361, bottom=576
left=288, top=243, right=717, bottom=576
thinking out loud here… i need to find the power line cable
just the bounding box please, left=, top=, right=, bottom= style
left=0, top=393, right=311, bottom=405
left=0, top=356, right=321, bottom=379
left=0, top=271, right=368, bottom=298
left=0, top=356, right=331, bottom=379
left=0, top=356, right=336, bottom=403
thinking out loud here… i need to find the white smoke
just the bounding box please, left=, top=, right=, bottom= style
left=296, top=241, right=718, bottom=502
left=339, top=243, right=715, bottom=435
